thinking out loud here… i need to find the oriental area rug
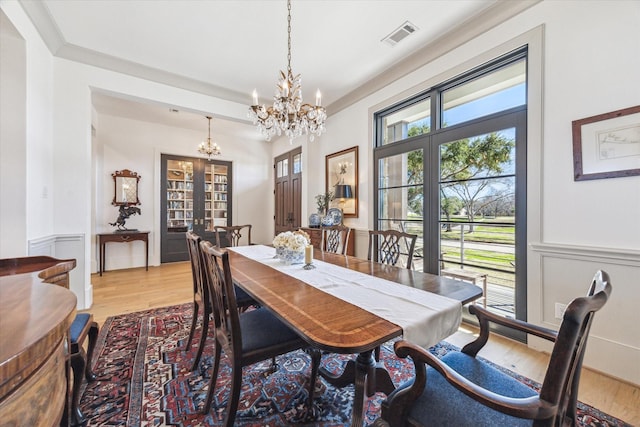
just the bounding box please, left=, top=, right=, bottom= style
left=79, top=303, right=630, bottom=426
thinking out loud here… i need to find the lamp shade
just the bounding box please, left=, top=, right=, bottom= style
left=334, top=184, right=353, bottom=199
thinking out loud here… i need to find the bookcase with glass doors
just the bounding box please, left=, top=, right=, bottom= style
left=205, top=164, right=229, bottom=231
left=161, top=155, right=232, bottom=263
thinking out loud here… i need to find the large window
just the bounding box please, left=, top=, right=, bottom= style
left=374, top=49, right=527, bottom=336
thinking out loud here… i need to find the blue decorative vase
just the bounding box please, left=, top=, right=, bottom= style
left=280, top=248, right=305, bottom=265
left=275, top=246, right=286, bottom=259
left=309, top=213, right=321, bottom=228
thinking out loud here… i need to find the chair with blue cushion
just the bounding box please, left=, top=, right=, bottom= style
left=38, top=259, right=98, bottom=427
left=199, top=241, right=321, bottom=426
left=373, top=270, right=612, bottom=427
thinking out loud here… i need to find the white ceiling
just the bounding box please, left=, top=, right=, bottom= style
left=19, top=0, right=536, bottom=129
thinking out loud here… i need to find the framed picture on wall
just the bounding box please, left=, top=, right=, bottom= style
left=326, top=146, right=358, bottom=217
left=572, top=105, right=640, bottom=181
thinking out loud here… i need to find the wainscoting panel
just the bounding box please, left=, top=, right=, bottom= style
left=353, top=228, right=369, bottom=260
left=29, top=234, right=91, bottom=310
left=529, top=242, right=640, bottom=386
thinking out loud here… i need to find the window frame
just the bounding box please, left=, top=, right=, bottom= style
left=373, top=47, right=528, bottom=339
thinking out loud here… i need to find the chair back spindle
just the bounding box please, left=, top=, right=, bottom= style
left=321, top=225, right=351, bottom=255
left=215, top=224, right=252, bottom=248
left=368, top=229, right=417, bottom=269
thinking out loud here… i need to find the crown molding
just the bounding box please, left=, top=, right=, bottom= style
left=56, top=42, right=248, bottom=103
left=18, top=0, right=251, bottom=106
left=18, top=0, right=65, bottom=53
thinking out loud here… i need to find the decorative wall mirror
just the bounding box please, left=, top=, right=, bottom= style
left=112, top=169, right=141, bottom=206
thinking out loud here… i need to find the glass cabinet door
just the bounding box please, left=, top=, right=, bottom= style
left=204, top=163, right=229, bottom=232
left=161, top=154, right=232, bottom=263
left=166, top=160, right=194, bottom=233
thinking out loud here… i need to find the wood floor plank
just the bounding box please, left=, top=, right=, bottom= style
left=81, top=261, right=640, bottom=425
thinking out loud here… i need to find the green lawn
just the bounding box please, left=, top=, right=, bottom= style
left=441, top=247, right=515, bottom=266
left=402, top=215, right=517, bottom=288
left=440, top=216, right=515, bottom=244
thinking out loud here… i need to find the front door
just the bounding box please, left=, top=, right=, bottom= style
left=274, top=147, right=302, bottom=235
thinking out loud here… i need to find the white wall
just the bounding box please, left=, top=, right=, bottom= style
left=94, top=113, right=272, bottom=271
left=0, top=10, right=26, bottom=257
left=321, top=1, right=640, bottom=384
left=0, top=3, right=55, bottom=257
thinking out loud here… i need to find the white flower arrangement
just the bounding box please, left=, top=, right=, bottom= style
left=273, top=230, right=311, bottom=253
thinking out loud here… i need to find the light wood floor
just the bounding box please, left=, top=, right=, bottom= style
left=82, top=262, right=640, bottom=425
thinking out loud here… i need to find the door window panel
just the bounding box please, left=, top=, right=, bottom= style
left=439, top=128, right=516, bottom=315
left=377, top=149, right=424, bottom=270
left=293, top=153, right=302, bottom=174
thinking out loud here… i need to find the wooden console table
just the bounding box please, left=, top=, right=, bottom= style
left=98, top=231, right=149, bottom=276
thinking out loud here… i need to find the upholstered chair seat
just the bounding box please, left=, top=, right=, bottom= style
left=397, top=351, right=537, bottom=426
left=373, top=270, right=612, bottom=427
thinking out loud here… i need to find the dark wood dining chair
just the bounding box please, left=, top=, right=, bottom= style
left=184, top=231, right=256, bottom=371
left=213, top=224, right=257, bottom=311
left=199, top=241, right=321, bottom=425
left=37, top=258, right=98, bottom=427
left=321, top=225, right=351, bottom=255
left=368, top=229, right=417, bottom=270
left=214, top=224, right=252, bottom=247
left=184, top=231, right=212, bottom=370
left=367, top=229, right=418, bottom=360
left=373, top=270, right=612, bottom=427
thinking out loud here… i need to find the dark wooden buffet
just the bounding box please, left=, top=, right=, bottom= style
left=0, top=258, right=77, bottom=426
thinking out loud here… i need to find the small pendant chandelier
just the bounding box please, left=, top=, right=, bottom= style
left=248, top=0, right=326, bottom=143
left=198, top=116, right=221, bottom=160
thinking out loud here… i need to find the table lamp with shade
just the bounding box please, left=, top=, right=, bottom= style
left=334, top=184, right=353, bottom=221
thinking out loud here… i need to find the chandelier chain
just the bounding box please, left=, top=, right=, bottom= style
left=248, top=0, right=327, bottom=143
left=287, top=0, right=292, bottom=74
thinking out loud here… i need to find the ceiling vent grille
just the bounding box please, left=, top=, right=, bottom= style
left=382, top=21, right=418, bottom=46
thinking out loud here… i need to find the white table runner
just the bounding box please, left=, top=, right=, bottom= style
left=228, top=245, right=462, bottom=349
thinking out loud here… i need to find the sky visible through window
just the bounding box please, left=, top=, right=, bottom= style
left=443, top=84, right=525, bottom=126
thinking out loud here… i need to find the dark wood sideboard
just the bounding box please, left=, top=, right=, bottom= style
left=300, top=227, right=355, bottom=256
left=0, top=259, right=77, bottom=426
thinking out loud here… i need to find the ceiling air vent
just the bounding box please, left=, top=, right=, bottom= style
left=382, top=21, right=418, bottom=46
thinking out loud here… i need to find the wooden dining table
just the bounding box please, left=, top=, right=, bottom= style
left=227, top=247, right=482, bottom=426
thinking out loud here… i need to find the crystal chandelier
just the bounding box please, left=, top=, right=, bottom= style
left=198, top=116, right=221, bottom=160
left=248, top=0, right=326, bottom=143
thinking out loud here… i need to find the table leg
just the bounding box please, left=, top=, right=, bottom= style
left=319, top=350, right=395, bottom=426
left=99, top=243, right=104, bottom=276
left=482, top=275, right=488, bottom=308
left=145, top=238, right=148, bottom=271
